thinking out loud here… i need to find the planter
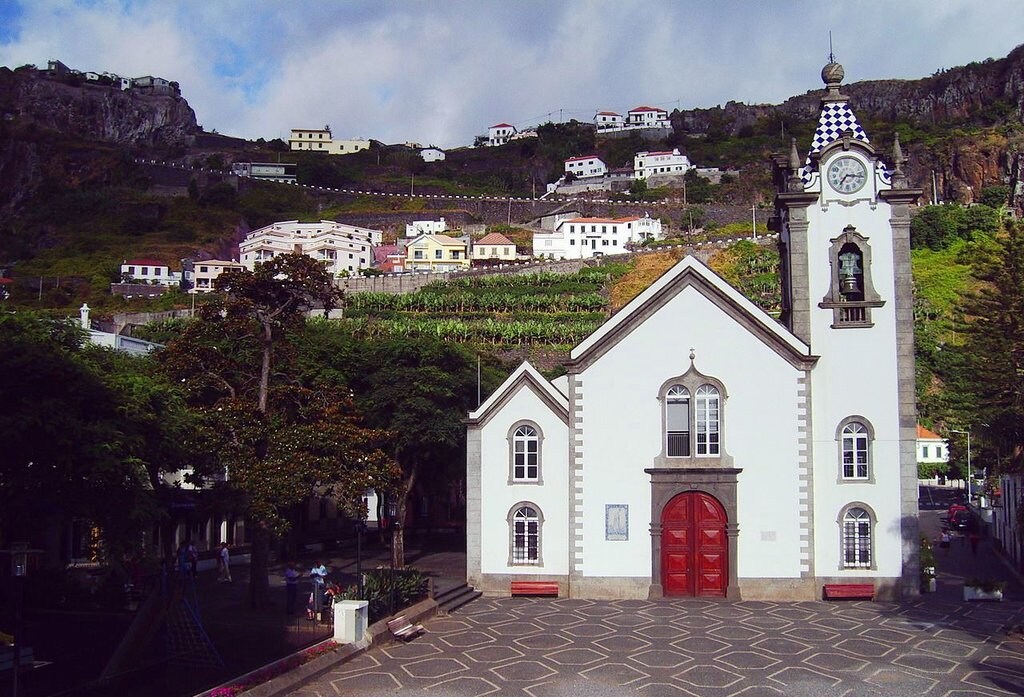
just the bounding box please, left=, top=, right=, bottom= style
left=964, top=585, right=1004, bottom=602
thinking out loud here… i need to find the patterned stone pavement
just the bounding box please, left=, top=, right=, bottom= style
left=289, top=595, right=1024, bottom=697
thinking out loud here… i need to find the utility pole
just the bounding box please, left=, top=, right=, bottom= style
left=752, top=204, right=757, bottom=240
left=411, top=174, right=415, bottom=196
left=507, top=198, right=512, bottom=226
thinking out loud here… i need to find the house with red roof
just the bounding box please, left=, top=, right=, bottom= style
left=564, top=155, right=607, bottom=180
left=533, top=215, right=664, bottom=260
left=634, top=148, right=693, bottom=180
left=627, top=105, right=670, bottom=128
left=487, top=123, right=516, bottom=147
left=594, top=111, right=624, bottom=130
left=120, top=258, right=179, bottom=286
left=472, top=232, right=517, bottom=262
left=916, top=425, right=948, bottom=465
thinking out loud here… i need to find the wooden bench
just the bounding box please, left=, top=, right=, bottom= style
left=823, top=583, right=875, bottom=600
left=387, top=616, right=425, bottom=641
left=510, top=581, right=560, bottom=597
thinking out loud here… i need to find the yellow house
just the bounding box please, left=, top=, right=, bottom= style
left=405, top=234, right=470, bottom=272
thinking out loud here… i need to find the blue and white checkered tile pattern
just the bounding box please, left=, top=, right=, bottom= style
left=802, top=100, right=870, bottom=183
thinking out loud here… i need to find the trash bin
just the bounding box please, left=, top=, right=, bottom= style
left=334, top=600, right=369, bottom=643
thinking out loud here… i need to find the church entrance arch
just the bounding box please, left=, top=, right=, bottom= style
left=661, top=491, right=728, bottom=597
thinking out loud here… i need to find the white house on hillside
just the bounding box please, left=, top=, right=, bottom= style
left=533, top=215, right=664, bottom=260
left=239, top=220, right=382, bottom=276
left=289, top=128, right=370, bottom=155
left=627, top=106, right=670, bottom=129
left=564, top=155, right=607, bottom=179
left=594, top=111, right=625, bottom=130
left=488, top=124, right=516, bottom=147
left=473, top=232, right=517, bottom=261
left=120, top=259, right=180, bottom=286
left=634, top=149, right=692, bottom=180
left=406, top=218, right=447, bottom=237
left=192, top=259, right=245, bottom=293
left=469, top=59, right=920, bottom=601
left=421, top=147, right=446, bottom=162
left=916, top=425, right=948, bottom=465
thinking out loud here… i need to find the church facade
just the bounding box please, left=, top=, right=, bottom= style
left=465, top=61, right=921, bottom=600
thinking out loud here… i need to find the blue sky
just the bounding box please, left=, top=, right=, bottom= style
left=1, top=1, right=1022, bottom=148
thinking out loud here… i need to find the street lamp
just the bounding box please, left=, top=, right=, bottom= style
left=950, top=428, right=972, bottom=500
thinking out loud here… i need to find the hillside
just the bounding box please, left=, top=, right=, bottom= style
left=1, top=47, right=1023, bottom=315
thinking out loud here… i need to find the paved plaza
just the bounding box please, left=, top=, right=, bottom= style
left=287, top=501, right=1024, bottom=697
left=290, top=594, right=1024, bottom=697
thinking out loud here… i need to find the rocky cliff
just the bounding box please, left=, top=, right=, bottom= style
left=0, top=66, right=198, bottom=147
left=673, top=44, right=1024, bottom=205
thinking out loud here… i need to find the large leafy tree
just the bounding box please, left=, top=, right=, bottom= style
left=0, top=313, right=184, bottom=563
left=298, top=322, right=504, bottom=568
left=956, top=221, right=1024, bottom=471
left=160, top=254, right=398, bottom=607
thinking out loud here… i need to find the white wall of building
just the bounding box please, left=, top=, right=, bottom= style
left=634, top=149, right=692, bottom=180
left=476, top=384, right=570, bottom=577
left=488, top=124, right=515, bottom=147
left=575, top=286, right=806, bottom=582
left=240, top=220, right=381, bottom=276
left=405, top=218, right=447, bottom=237
left=565, top=156, right=607, bottom=179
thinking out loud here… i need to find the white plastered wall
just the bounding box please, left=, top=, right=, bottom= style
left=575, top=286, right=806, bottom=582
left=478, top=384, right=570, bottom=576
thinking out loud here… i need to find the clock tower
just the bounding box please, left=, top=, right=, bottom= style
left=773, top=60, right=923, bottom=596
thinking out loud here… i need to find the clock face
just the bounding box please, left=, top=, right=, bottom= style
left=826, top=156, right=868, bottom=194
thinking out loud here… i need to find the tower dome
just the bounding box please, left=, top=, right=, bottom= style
left=821, top=61, right=845, bottom=87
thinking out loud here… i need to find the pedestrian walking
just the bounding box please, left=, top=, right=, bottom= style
left=176, top=542, right=191, bottom=577
left=284, top=562, right=300, bottom=615
left=187, top=540, right=198, bottom=578
left=218, top=542, right=233, bottom=582
left=940, top=531, right=951, bottom=556
left=969, top=532, right=980, bottom=556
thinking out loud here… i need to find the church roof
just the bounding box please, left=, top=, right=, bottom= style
left=801, top=61, right=871, bottom=183
left=569, top=255, right=814, bottom=370
left=467, top=361, right=569, bottom=427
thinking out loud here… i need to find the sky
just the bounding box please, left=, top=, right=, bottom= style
left=1, top=1, right=1022, bottom=149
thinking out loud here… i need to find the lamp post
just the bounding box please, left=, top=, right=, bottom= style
left=354, top=519, right=365, bottom=599
left=10, top=543, right=28, bottom=697
left=950, top=429, right=972, bottom=500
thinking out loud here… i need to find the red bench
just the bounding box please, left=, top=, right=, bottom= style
left=823, top=583, right=875, bottom=600
left=510, top=581, right=560, bottom=597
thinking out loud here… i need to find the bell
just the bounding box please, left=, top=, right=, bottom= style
left=838, top=252, right=862, bottom=296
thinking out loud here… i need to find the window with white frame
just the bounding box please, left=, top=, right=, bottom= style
left=840, top=420, right=870, bottom=480
left=695, top=385, right=720, bottom=455
left=842, top=506, right=872, bottom=568
left=510, top=505, right=541, bottom=565
left=666, top=385, right=691, bottom=456
left=509, top=423, right=541, bottom=483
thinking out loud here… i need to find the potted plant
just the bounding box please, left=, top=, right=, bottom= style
left=964, top=578, right=1005, bottom=601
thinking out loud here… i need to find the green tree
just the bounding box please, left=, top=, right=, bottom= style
left=159, top=254, right=395, bottom=607
left=956, top=221, right=1024, bottom=470
left=0, top=313, right=182, bottom=563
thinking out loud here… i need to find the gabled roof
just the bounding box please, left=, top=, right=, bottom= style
left=467, top=361, right=569, bottom=427
left=596, top=111, right=622, bottom=116
left=490, top=123, right=513, bottom=129
left=917, top=425, right=944, bottom=440
left=124, top=258, right=167, bottom=267
left=561, top=216, right=644, bottom=225
left=565, top=155, right=602, bottom=163
left=476, top=232, right=515, bottom=246
left=408, top=234, right=466, bottom=247
left=629, top=105, right=667, bottom=113
left=569, top=256, right=813, bottom=370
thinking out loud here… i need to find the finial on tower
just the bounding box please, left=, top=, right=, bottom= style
left=821, top=31, right=844, bottom=95
left=891, top=132, right=907, bottom=188
left=787, top=137, right=803, bottom=191
left=689, top=348, right=696, bottom=363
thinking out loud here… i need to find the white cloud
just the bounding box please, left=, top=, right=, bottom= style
left=1, top=0, right=1022, bottom=148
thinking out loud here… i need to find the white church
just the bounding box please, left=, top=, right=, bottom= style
left=465, top=60, right=921, bottom=600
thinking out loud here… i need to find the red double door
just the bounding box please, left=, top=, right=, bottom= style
left=661, top=492, right=728, bottom=597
